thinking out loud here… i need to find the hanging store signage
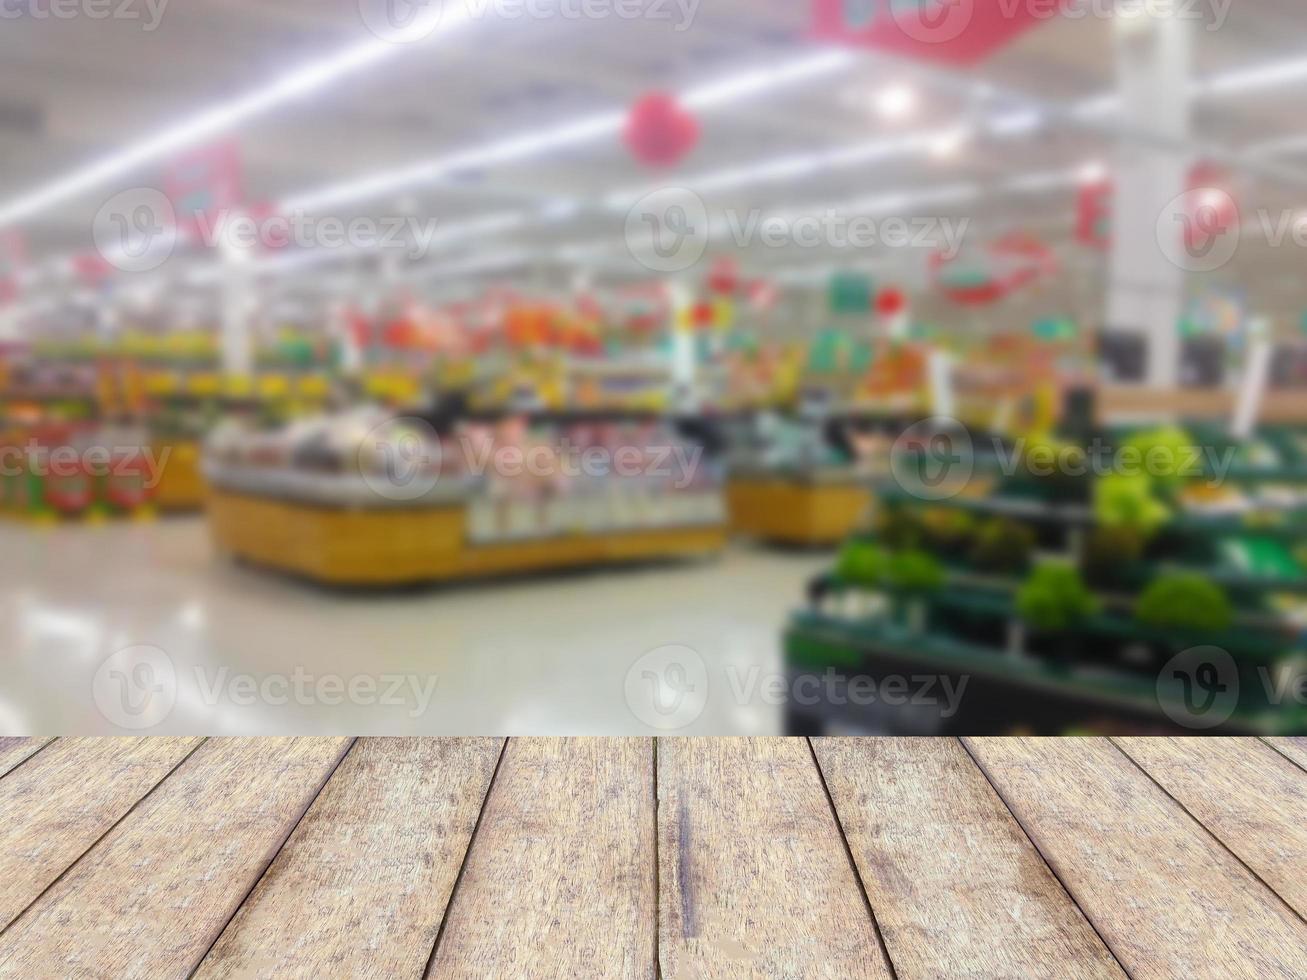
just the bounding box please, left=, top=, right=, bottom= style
left=812, top=0, right=1072, bottom=66
left=163, top=139, right=244, bottom=241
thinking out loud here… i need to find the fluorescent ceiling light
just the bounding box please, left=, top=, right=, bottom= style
left=680, top=50, right=854, bottom=110
left=284, top=50, right=858, bottom=214
left=0, top=7, right=470, bottom=228
left=1198, top=57, right=1307, bottom=97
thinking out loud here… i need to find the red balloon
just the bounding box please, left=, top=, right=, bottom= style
left=624, top=92, right=700, bottom=168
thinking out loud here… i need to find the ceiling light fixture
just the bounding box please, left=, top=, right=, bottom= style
left=283, top=50, right=857, bottom=214
left=876, top=85, right=917, bottom=120
left=0, top=6, right=470, bottom=228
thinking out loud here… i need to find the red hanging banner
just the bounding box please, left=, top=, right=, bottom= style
left=812, top=0, right=1071, bottom=67
left=163, top=139, right=244, bottom=241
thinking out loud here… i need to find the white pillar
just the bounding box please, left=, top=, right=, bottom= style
left=219, top=213, right=256, bottom=376
left=1106, top=11, right=1193, bottom=389
left=668, top=279, right=696, bottom=389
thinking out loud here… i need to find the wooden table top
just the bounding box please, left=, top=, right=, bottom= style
left=0, top=737, right=1304, bottom=978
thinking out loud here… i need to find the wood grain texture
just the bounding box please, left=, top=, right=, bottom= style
left=658, top=738, right=893, bottom=980
left=0, top=737, right=351, bottom=980
left=966, top=737, right=1307, bottom=979
left=813, top=737, right=1124, bottom=979
left=1115, top=736, right=1307, bottom=918
left=195, top=737, right=503, bottom=979
left=1265, top=736, right=1307, bottom=773
left=0, top=737, right=52, bottom=778
left=426, top=737, right=655, bottom=980
left=0, top=737, right=204, bottom=931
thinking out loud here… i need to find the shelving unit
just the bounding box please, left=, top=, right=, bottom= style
left=784, top=421, right=1307, bottom=734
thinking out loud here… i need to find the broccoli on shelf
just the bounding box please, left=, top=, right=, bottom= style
left=1135, top=574, right=1234, bottom=633
left=1016, top=564, right=1098, bottom=633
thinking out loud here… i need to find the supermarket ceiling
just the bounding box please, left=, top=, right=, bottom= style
left=2, top=0, right=1307, bottom=312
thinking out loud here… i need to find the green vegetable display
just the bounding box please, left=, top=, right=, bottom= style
left=1123, top=426, right=1195, bottom=494
left=885, top=550, right=945, bottom=596
left=1016, top=564, right=1098, bottom=632
left=835, top=542, right=886, bottom=588
left=1094, top=473, right=1170, bottom=537
left=1135, top=573, right=1234, bottom=633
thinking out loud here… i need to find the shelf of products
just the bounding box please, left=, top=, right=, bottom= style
left=203, top=407, right=728, bottom=586
left=784, top=421, right=1307, bottom=735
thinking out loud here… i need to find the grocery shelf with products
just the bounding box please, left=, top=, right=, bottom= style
left=784, top=407, right=1307, bottom=735
left=202, top=406, right=728, bottom=586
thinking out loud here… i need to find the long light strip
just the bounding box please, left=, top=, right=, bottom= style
left=280, top=50, right=855, bottom=214
left=284, top=44, right=1307, bottom=220
left=0, top=7, right=472, bottom=228
left=1196, top=57, right=1307, bottom=97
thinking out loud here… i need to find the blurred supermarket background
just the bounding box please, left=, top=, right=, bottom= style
left=3, top=0, right=1307, bottom=735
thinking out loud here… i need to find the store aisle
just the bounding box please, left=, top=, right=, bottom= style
left=0, top=519, right=828, bottom=735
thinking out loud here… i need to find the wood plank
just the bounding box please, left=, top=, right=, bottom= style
left=813, top=737, right=1124, bottom=980
left=195, top=738, right=503, bottom=979
left=965, top=737, right=1307, bottom=979
left=426, top=738, right=655, bottom=979
left=0, top=737, right=204, bottom=931
left=0, top=737, right=53, bottom=778
left=658, top=738, right=893, bottom=980
left=1265, top=736, right=1307, bottom=773
left=1115, top=736, right=1307, bottom=919
left=0, top=737, right=351, bottom=980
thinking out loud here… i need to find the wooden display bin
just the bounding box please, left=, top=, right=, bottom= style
left=727, top=477, right=870, bottom=546
left=206, top=487, right=727, bottom=586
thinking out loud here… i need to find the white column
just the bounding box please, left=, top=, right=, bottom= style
left=219, top=213, right=256, bottom=376
left=1106, top=11, right=1193, bottom=389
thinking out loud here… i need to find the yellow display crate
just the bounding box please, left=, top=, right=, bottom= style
left=151, top=439, right=207, bottom=512
left=206, top=488, right=726, bottom=586
left=726, top=477, right=870, bottom=546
